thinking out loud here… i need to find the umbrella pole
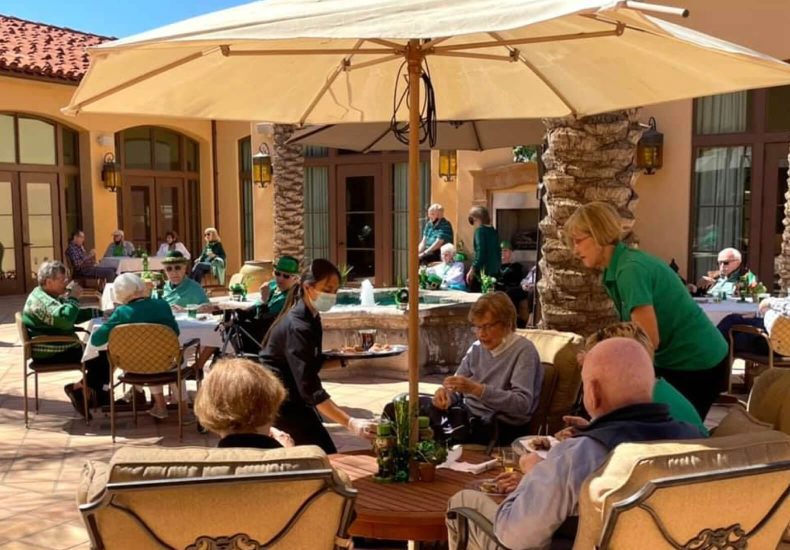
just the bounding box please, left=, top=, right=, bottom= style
left=407, top=39, right=422, bottom=478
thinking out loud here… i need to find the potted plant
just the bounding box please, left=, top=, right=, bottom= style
left=229, top=281, right=247, bottom=301
left=338, top=263, right=354, bottom=287
left=413, top=439, right=448, bottom=482
left=480, top=270, right=497, bottom=294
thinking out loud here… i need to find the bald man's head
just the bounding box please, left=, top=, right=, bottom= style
left=582, top=337, right=655, bottom=419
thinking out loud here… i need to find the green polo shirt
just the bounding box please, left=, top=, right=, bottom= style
left=653, top=378, right=708, bottom=435
left=602, top=242, right=727, bottom=372
left=162, top=278, right=209, bottom=308
left=91, top=297, right=179, bottom=348
left=422, top=217, right=454, bottom=249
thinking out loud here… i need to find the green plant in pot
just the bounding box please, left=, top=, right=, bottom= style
left=480, top=270, right=497, bottom=294
left=413, top=439, right=448, bottom=482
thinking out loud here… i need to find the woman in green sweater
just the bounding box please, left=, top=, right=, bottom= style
left=91, top=273, right=184, bottom=420
left=465, top=205, right=500, bottom=292
left=190, top=227, right=227, bottom=284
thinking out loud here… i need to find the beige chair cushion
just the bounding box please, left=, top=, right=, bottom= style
left=749, top=368, right=790, bottom=435
left=574, top=430, right=790, bottom=550
left=518, top=329, right=583, bottom=433
left=711, top=405, right=774, bottom=437
left=79, top=445, right=353, bottom=550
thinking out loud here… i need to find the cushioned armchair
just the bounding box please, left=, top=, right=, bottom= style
left=78, top=445, right=357, bottom=550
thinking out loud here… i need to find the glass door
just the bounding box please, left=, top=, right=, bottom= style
left=20, top=173, right=60, bottom=293
left=155, top=177, right=185, bottom=252
left=122, top=176, right=155, bottom=253
left=336, top=165, right=381, bottom=283
left=0, top=171, right=24, bottom=295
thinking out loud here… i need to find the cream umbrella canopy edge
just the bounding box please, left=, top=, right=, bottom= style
left=63, top=0, right=790, bottom=458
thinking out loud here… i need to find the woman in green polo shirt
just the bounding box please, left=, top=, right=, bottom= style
left=564, top=201, right=728, bottom=420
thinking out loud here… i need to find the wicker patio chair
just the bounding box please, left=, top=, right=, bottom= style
left=15, top=312, right=89, bottom=426
left=106, top=323, right=200, bottom=441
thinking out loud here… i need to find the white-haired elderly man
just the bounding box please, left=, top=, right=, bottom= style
left=429, top=243, right=467, bottom=290
left=22, top=260, right=110, bottom=419
left=694, top=247, right=755, bottom=298
left=418, top=203, right=454, bottom=265
left=90, top=273, right=189, bottom=421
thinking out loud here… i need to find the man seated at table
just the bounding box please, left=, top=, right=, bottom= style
left=446, top=338, right=705, bottom=550
left=691, top=247, right=755, bottom=298
left=102, top=229, right=135, bottom=258
left=92, top=273, right=192, bottom=421
left=716, top=295, right=790, bottom=357
left=65, top=230, right=116, bottom=282
left=429, top=291, right=542, bottom=445
left=161, top=251, right=210, bottom=309
left=22, top=261, right=109, bottom=419
left=418, top=203, right=454, bottom=265
left=258, top=255, right=301, bottom=316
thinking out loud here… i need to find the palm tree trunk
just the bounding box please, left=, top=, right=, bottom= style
left=272, top=124, right=305, bottom=263
left=775, top=144, right=790, bottom=294
left=538, top=110, right=644, bottom=336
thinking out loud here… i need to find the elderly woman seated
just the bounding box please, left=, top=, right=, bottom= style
left=194, top=357, right=293, bottom=448
left=91, top=273, right=190, bottom=421
left=427, top=243, right=467, bottom=291
left=386, top=292, right=543, bottom=445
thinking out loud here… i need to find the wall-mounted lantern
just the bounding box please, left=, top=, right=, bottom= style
left=101, top=152, right=121, bottom=192
left=636, top=117, right=664, bottom=175
left=252, top=143, right=273, bottom=188
left=438, top=149, right=458, bottom=182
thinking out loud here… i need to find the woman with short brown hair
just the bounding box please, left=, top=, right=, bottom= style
left=195, top=357, right=290, bottom=448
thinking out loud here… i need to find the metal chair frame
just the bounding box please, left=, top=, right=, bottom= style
left=727, top=324, right=790, bottom=393
left=106, top=323, right=200, bottom=442
left=15, top=312, right=89, bottom=426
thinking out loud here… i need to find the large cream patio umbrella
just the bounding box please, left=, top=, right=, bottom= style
left=65, top=0, right=790, bottom=451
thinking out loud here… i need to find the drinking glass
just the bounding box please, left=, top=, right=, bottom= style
left=499, top=448, right=517, bottom=473
left=187, top=304, right=199, bottom=319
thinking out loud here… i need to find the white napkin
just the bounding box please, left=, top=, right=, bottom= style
left=437, top=445, right=498, bottom=474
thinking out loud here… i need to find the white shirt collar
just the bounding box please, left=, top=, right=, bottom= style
left=489, top=332, right=518, bottom=357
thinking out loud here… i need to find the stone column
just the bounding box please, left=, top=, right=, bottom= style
left=272, top=124, right=305, bottom=263
left=775, top=144, right=790, bottom=295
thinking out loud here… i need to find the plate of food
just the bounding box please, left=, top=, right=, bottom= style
left=512, top=435, right=560, bottom=459
left=323, top=343, right=407, bottom=359
left=467, top=478, right=508, bottom=497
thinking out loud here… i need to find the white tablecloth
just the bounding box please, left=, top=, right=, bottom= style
left=698, top=300, right=759, bottom=326
left=98, top=256, right=166, bottom=275
left=81, top=315, right=223, bottom=362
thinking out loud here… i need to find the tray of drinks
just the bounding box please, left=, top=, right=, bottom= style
left=323, top=343, right=407, bottom=359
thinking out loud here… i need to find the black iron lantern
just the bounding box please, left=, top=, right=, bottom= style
left=438, top=149, right=458, bottom=182
left=101, top=152, right=121, bottom=192
left=252, top=143, right=273, bottom=188
left=636, top=117, right=664, bottom=175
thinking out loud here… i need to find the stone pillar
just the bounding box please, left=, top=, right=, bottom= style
left=775, top=144, right=790, bottom=295
left=272, top=124, right=305, bottom=263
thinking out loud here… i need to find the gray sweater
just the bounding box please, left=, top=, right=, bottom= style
left=455, top=334, right=543, bottom=425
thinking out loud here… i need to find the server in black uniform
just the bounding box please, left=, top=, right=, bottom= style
left=260, top=259, right=375, bottom=453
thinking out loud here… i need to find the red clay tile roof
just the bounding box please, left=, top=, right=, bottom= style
left=0, top=14, right=113, bottom=83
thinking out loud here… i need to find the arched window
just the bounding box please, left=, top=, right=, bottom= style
left=0, top=113, right=82, bottom=295
left=116, top=127, right=201, bottom=256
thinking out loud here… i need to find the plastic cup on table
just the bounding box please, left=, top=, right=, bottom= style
left=187, top=304, right=199, bottom=319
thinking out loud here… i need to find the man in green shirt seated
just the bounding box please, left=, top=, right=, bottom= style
left=693, top=247, right=755, bottom=298
left=258, top=255, right=300, bottom=315
left=418, top=204, right=454, bottom=265
left=22, top=260, right=108, bottom=419
left=161, top=251, right=210, bottom=309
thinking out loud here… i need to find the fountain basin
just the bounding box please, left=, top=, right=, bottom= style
left=321, top=288, right=479, bottom=380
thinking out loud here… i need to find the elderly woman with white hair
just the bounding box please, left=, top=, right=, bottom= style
left=102, top=229, right=135, bottom=258
left=418, top=203, right=454, bottom=265
left=91, top=273, right=186, bottom=421
left=429, top=243, right=467, bottom=291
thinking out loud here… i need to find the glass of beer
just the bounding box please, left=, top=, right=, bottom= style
left=499, top=448, right=517, bottom=473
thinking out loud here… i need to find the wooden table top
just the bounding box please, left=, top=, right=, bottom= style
left=330, top=450, right=501, bottom=542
